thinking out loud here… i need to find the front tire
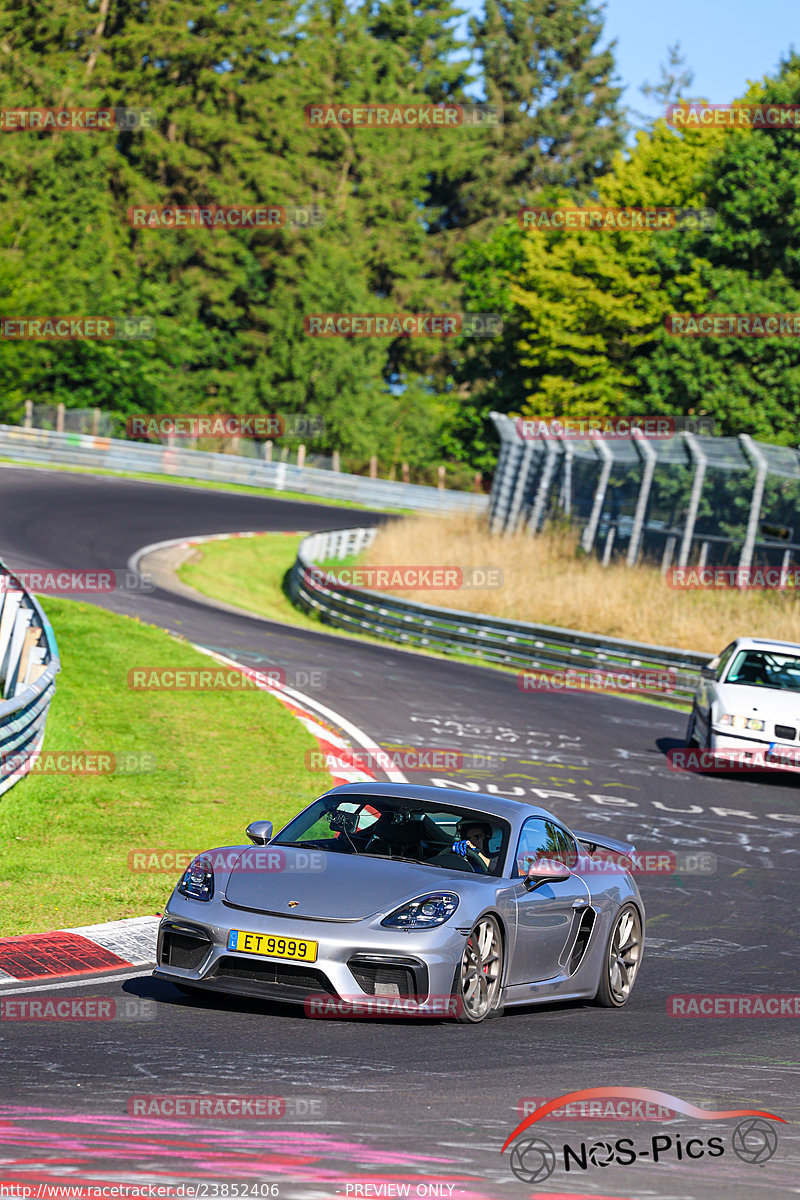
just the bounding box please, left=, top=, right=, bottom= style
left=593, top=903, right=643, bottom=1008
left=455, top=914, right=504, bottom=1023
left=686, top=706, right=700, bottom=747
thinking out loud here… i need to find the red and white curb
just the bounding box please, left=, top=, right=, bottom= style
left=0, top=653, right=405, bottom=987
left=0, top=916, right=159, bottom=989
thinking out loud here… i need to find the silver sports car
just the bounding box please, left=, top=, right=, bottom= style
left=154, top=783, right=645, bottom=1023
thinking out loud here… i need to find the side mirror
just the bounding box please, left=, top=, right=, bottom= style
left=700, top=663, right=717, bottom=679
left=523, top=859, right=571, bottom=891
left=246, top=820, right=273, bottom=846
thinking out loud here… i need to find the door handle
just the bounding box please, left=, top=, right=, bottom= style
left=572, top=898, right=589, bottom=908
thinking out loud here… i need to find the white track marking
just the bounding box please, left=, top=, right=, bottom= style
left=0, top=969, right=149, bottom=995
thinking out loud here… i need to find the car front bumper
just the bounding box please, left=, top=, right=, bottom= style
left=708, top=730, right=800, bottom=773
left=153, top=894, right=471, bottom=1010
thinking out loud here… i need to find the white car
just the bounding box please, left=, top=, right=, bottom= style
left=686, top=636, right=800, bottom=772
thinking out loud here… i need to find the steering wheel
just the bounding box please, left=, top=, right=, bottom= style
left=464, top=846, right=490, bottom=874
left=364, top=832, right=391, bottom=855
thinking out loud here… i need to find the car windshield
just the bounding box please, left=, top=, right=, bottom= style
left=273, top=795, right=510, bottom=876
left=724, top=649, right=800, bottom=691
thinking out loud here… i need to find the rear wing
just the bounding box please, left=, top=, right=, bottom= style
left=573, top=830, right=636, bottom=861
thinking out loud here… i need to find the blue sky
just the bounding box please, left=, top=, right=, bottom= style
left=459, top=0, right=798, bottom=125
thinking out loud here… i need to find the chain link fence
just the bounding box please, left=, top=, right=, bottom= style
left=489, top=413, right=800, bottom=573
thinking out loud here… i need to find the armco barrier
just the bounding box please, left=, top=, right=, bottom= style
left=0, top=561, right=60, bottom=797
left=287, top=528, right=712, bottom=703
left=0, top=425, right=487, bottom=515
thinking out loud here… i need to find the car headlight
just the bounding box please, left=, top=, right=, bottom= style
left=381, top=892, right=459, bottom=930
left=177, top=856, right=214, bottom=902
left=718, top=714, right=765, bottom=731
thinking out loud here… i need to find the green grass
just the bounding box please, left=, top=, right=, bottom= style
left=178, top=535, right=689, bottom=713
left=0, top=598, right=326, bottom=936
left=0, top=455, right=411, bottom=514
left=181, top=534, right=328, bottom=632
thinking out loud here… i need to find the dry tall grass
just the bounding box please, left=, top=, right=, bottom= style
left=362, top=513, right=800, bottom=653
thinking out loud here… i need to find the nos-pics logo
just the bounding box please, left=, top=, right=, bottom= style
left=502, top=1088, right=783, bottom=1184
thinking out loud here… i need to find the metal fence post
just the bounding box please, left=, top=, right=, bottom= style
left=559, top=438, right=573, bottom=516
left=738, top=434, right=768, bottom=575
left=580, top=440, right=613, bottom=554
left=488, top=417, right=519, bottom=533
left=627, top=432, right=657, bottom=566
left=527, top=439, right=559, bottom=533
left=678, top=433, right=707, bottom=567
left=505, top=440, right=536, bottom=534
left=661, top=535, right=677, bottom=575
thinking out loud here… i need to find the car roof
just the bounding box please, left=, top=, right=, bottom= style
left=728, top=637, right=800, bottom=653
left=319, top=781, right=554, bottom=824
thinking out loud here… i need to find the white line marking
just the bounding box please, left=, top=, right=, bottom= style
left=0, top=968, right=150, bottom=996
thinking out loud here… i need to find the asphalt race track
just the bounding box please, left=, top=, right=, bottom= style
left=1, top=465, right=798, bottom=1200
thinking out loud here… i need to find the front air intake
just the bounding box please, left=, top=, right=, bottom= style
left=160, top=925, right=211, bottom=970
left=348, top=954, right=427, bottom=997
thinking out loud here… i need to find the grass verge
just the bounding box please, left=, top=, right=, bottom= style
left=0, top=598, right=326, bottom=936
left=177, top=534, right=689, bottom=712
left=357, top=512, right=800, bottom=654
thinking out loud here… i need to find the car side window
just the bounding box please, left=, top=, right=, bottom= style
left=715, top=643, right=736, bottom=681
left=513, top=817, right=574, bottom=878
left=552, top=825, right=579, bottom=868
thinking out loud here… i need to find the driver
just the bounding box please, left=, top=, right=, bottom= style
left=451, top=819, right=494, bottom=871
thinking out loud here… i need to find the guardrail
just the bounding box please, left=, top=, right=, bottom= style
left=287, top=527, right=712, bottom=704
left=0, top=425, right=488, bottom=515
left=0, top=560, right=60, bottom=797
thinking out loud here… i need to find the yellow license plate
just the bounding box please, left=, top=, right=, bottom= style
left=227, top=928, right=318, bottom=962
